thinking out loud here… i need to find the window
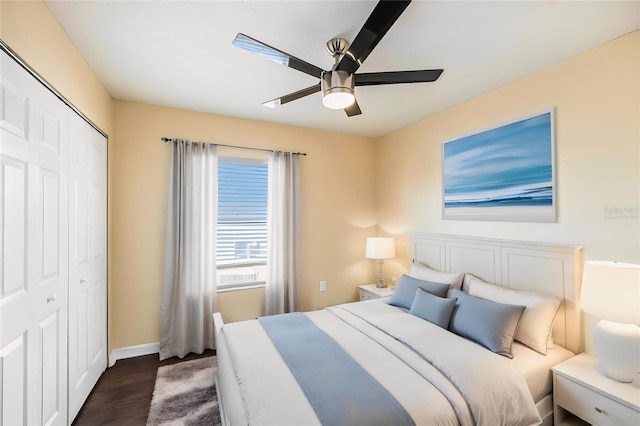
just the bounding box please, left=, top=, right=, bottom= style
left=216, top=157, right=268, bottom=289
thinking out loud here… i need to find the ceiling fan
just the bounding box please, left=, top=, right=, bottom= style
left=232, top=0, right=443, bottom=117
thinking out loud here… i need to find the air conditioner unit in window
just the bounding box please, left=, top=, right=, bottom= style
left=217, top=265, right=267, bottom=287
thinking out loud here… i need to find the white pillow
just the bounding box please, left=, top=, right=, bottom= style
left=409, top=262, right=464, bottom=290
left=466, top=276, right=561, bottom=355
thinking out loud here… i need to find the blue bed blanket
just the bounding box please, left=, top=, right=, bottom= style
left=258, top=312, right=415, bottom=426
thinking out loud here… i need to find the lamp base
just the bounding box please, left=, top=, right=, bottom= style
left=593, top=320, right=640, bottom=383
left=376, top=259, right=387, bottom=288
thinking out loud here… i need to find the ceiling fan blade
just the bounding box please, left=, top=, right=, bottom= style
left=233, top=33, right=324, bottom=79
left=355, top=69, right=443, bottom=86
left=336, top=0, right=411, bottom=74
left=263, top=83, right=322, bottom=108
left=344, top=100, right=362, bottom=117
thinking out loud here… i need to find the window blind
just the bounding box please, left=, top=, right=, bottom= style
left=217, top=158, right=268, bottom=263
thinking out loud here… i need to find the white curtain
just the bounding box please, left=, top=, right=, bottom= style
left=265, top=151, right=301, bottom=315
left=160, top=140, right=218, bottom=360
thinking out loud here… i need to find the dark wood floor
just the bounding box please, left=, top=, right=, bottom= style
left=72, top=350, right=216, bottom=425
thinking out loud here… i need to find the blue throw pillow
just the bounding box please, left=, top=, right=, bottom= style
left=448, top=289, right=526, bottom=358
left=388, top=274, right=450, bottom=310
left=409, top=288, right=457, bottom=328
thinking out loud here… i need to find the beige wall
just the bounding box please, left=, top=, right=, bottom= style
left=111, top=101, right=377, bottom=350
left=377, top=31, right=640, bottom=282
left=0, top=0, right=113, bottom=133
left=4, top=0, right=638, bottom=355
left=1, top=0, right=377, bottom=353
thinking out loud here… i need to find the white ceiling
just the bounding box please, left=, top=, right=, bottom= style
left=44, top=0, right=639, bottom=139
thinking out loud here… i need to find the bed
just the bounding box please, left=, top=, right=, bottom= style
left=213, top=233, right=584, bottom=425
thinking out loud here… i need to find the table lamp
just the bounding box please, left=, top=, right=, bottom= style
left=580, top=260, right=640, bottom=382
left=366, top=238, right=395, bottom=288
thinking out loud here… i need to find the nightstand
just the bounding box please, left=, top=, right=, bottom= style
left=552, top=353, right=640, bottom=426
left=358, top=284, right=394, bottom=301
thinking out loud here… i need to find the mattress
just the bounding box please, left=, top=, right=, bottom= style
left=216, top=300, right=554, bottom=425
left=374, top=295, right=574, bottom=403
left=511, top=341, right=574, bottom=402
left=375, top=296, right=575, bottom=404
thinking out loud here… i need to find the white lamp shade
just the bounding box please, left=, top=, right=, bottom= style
left=365, top=238, right=395, bottom=260
left=581, top=261, right=640, bottom=324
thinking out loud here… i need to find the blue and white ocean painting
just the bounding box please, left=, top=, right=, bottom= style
left=443, top=111, right=555, bottom=221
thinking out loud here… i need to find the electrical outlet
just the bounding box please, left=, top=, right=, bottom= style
left=320, top=280, right=327, bottom=292
left=392, top=275, right=398, bottom=285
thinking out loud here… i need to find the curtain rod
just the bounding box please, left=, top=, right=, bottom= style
left=161, top=137, right=307, bottom=156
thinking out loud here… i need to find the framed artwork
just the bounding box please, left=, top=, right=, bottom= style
left=442, top=109, right=556, bottom=222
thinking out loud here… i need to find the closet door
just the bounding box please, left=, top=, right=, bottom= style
left=68, top=111, right=107, bottom=421
left=0, top=50, right=69, bottom=426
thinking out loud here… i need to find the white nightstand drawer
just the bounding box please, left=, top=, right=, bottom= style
left=556, top=375, right=640, bottom=425
left=358, top=284, right=394, bottom=301
left=360, top=291, right=375, bottom=301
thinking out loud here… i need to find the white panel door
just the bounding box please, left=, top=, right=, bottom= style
left=31, top=73, right=69, bottom=426
left=0, top=50, right=69, bottom=426
left=68, top=110, right=107, bottom=422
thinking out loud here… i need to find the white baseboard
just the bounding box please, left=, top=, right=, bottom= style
left=108, top=342, right=159, bottom=367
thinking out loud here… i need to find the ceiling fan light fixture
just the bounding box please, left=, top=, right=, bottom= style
left=234, top=1, right=443, bottom=117
left=321, top=70, right=355, bottom=109
left=322, top=90, right=355, bottom=110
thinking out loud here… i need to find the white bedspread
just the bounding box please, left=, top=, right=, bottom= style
left=221, top=300, right=542, bottom=426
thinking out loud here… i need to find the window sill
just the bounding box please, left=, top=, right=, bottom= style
left=216, top=283, right=266, bottom=294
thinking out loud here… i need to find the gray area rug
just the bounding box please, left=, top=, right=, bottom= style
left=147, top=356, right=221, bottom=426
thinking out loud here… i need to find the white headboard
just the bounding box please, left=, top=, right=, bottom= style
left=407, top=232, right=584, bottom=354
